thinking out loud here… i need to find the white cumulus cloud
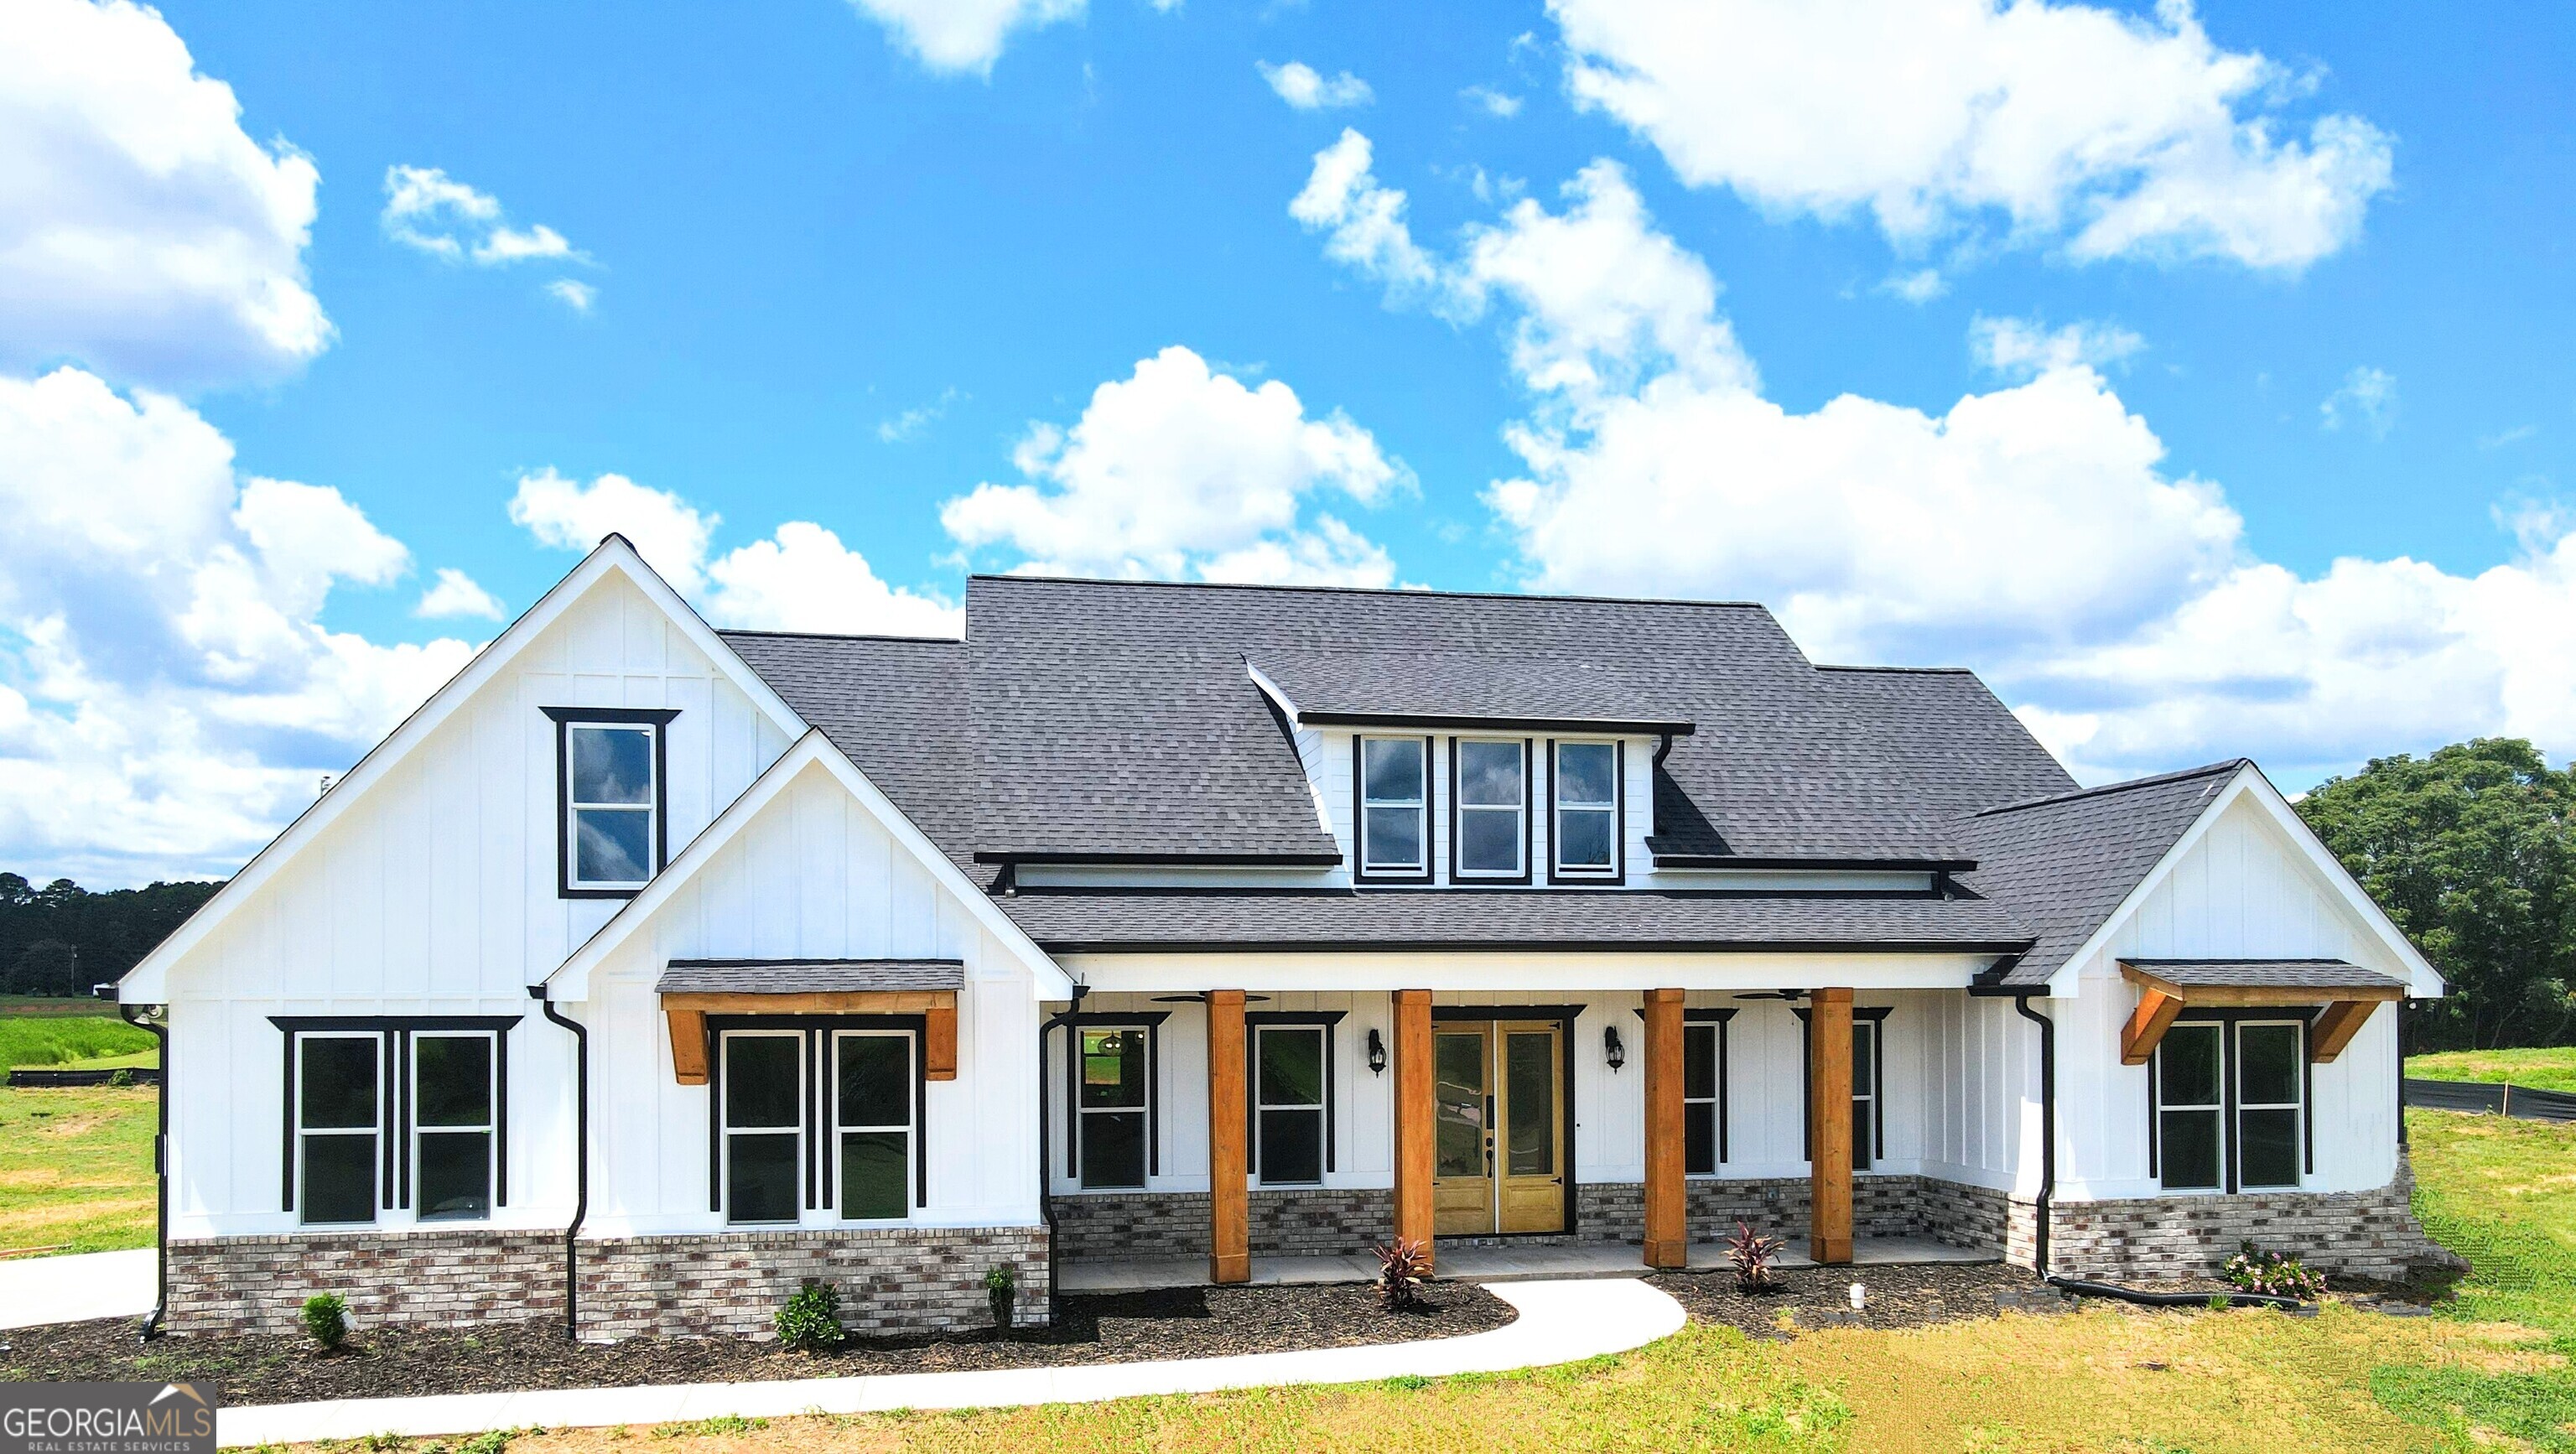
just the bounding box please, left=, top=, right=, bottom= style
left=1971, top=316, right=2146, bottom=378
left=415, top=568, right=505, bottom=621
left=846, top=0, right=1084, bottom=75
left=1261, top=61, right=1374, bottom=110
left=1550, top=0, right=2393, bottom=270
left=382, top=166, right=587, bottom=267
left=546, top=279, right=597, bottom=314
left=0, top=0, right=331, bottom=390
left=509, top=470, right=960, bottom=636
left=2319, top=366, right=2397, bottom=439
left=939, top=345, right=1405, bottom=587
left=0, top=367, right=471, bottom=882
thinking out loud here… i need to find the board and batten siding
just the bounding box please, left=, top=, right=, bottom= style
left=583, top=758, right=1045, bottom=1233
left=2055, top=792, right=2405, bottom=1200
left=155, top=571, right=794, bottom=1236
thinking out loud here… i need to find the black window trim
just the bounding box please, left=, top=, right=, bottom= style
left=705, top=1014, right=929, bottom=1220
left=543, top=706, right=679, bottom=901
left=1057, top=1011, right=1171, bottom=1188
left=1545, top=738, right=1627, bottom=885
left=1353, top=734, right=1436, bottom=885
left=273, top=1015, right=519, bottom=1220
left=1794, top=1005, right=1890, bottom=1167
left=1244, top=1010, right=1348, bottom=1184
left=2148, top=1007, right=2314, bottom=1195
left=1685, top=1006, right=1736, bottom=1173
left=1447, top=736, right=1533, bottom=885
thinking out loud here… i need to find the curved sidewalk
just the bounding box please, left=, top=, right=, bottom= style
left=218, top=1277, right=1689, bottom=1447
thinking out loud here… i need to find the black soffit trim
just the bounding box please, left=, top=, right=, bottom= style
left=1299, top=711, right=1696, bottom=736
left=973, top=850, right=1345, bottom=866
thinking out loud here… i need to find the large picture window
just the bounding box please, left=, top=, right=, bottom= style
left=834, top=1030, right=915, bottom=1221
left=1254, top=1024, right=1327, bottom=1185
left=722, top=1031, right=803, bottom=1223
left=2154, top=1018, right=2306, bottom=1192
left=298, top=1034, right=381, bottom=1225
left=1358, top=736, right=1430, bottom=878
left=545, top=707, right=677, bottom=898
left=1452, top=739, right=1528, bottom=879
left=276, top=1015, right=517, bottom=1226
left=1078, top=1026, right=1150, bottom=1189
left=1550, top=740, right=1619, bottom=879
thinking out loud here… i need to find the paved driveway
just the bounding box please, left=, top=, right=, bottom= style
left=0, top=1248, right=153, bottom=1328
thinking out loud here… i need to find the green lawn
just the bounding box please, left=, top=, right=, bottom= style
left=0, top=1082, right=155, bottom=1254
left=2408, top=1045, right=2576, bottom=1094
left=0, top=1012, right=156, bottom=1069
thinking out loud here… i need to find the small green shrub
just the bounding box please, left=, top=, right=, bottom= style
left=301, top=1293, right=349, bottom=1351
left=106, top=1067, right=134, bottom=1088
left=2223, top=1242, right=2326, bottom=1300
left=774, top=1280, right=844, bottom=1351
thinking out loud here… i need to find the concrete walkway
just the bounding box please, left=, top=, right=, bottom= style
left=1059, top=1234, right=1998, bottom=1293
left=0, top=1248, right=153, bottom=1329
left=216, top=1278, right=1687, bottom=1448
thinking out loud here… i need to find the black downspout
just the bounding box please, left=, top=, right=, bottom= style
left=2395, top=999, right=2408, bottom=1150
left=1038, top=984, right=1088, bottom=1327
left=117, top=1003, right=169, bottom=1341
left=2012, top=995, right=2055, bottom=1279
left=531, top=986, right=589, bottom=1340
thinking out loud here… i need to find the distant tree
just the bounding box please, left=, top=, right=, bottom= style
left=0, top=872, right=224, bottom=998
left=2296, top=739, right=2576, bottom=1051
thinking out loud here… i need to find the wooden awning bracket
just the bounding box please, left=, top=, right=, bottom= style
left=662, top=989, right=958, bottom=1086
left=2116, top=964, right=2399, bottom=1067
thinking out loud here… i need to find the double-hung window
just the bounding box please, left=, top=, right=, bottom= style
left=722, top=1031, right=803, bottom=1223
left=297, top=1034, right=382, bottom=1225
left=1550, top=741, right=1619, bottom=879
left=280, top=1017, right=514, bottom=1226
left=1078, top=1026, right=1150, bottom=1189
left=1253, top=1024, right=1327, bottom=1185
left=413, top=1032, right=496, bottom=1221
left=2154, top=1019, right=2305, bottom=1192
left=1683, top=1020, right=1724, bottom=1174
left=1358, top=737, right=1429, bottom=878
left=834, top=1031, right=914, bottom=1221
left=1849, top=1019, right=1878, bottom=1170
left=547, top=708, right=677, bottom=896
left=1453, top=739, right=1528, bottom=879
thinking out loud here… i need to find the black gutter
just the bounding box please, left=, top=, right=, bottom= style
left=1037, top=984, right=1088, bottom=1327
left=976, top=850, right=1343, bottom=867
left=117, top=1001, right=169, bottom=1341
left=530, top=985, right=589, bottom=1340
left=1649, top=855, right=1979, bottom=873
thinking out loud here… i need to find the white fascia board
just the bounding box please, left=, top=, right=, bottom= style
left=2040, top=765, right=2444, bottom=1000
left=1051, top=949, right=1995, bottom=996
left=1242, top=659, right=1301, bottom=724
left=122, top=537, right=803, bottom=1004
left=548, top=730, right=1072, bottom=1001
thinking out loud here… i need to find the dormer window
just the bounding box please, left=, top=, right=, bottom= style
left=1358, top=736, right=1430, bottom=880
left=1452, top=739, right=1528, bottom=880
left=546, top=708, right=678, bottom=897
left=1550, top=740, right=1621, bottom=880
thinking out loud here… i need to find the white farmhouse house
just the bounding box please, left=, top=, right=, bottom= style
left=118, top=537, right=2445, bottom=1337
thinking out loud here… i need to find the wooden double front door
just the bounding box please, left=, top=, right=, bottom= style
left=1431, top=1020, right=1566, bottom=1235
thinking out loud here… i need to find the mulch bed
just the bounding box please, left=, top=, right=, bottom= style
left=0, top=1283, right=1514, bottom=1408
left=1649, top=1260, right=2038, bottom=1337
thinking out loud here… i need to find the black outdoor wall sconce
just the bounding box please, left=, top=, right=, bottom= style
left=1603, top=1024, right=1626, bottom=1072
left=1366, top=1027, right=1388, bottom=1075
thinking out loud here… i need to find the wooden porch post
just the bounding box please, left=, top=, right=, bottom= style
left=1809, top=987, right=1854, bottom=1265
left=1392, top=989, right=1435, bottom=1269
left=1642, top=989, right=1687, bottom=1269
left=1207, top=989, right=1249, bottom=1285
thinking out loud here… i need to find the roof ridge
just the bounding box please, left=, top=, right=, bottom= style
left=968, top=573, right=1774, bottom=611
left=1815, top=663, right=1977, bottom=676
left=720, top=628, right=964, bottom=645
left=1972, top=758, right=2249, bottom=818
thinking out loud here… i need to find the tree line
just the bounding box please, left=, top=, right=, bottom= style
left=0, top=874, right=224, bottom=998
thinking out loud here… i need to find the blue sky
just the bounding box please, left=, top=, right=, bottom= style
left=6, top=0, right=2576, bottom=884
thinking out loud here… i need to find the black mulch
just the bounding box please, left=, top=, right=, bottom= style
left=1649, top=1260, right=2038, bottom=1337
left=0, top=1283, right=1513, bottom=1408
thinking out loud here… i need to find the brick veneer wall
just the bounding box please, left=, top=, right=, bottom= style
left=2008, top=1155, right=2443, bottom=1282
left=1048, top=1187, right=1394, bottom=1259
left=165, top=1224, right=1048, bottom=1339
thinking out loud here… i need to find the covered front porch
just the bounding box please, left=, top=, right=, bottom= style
left=1060, top=1233, right=1997, bottom=1294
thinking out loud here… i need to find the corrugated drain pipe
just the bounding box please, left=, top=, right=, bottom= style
left=530, top=984, right=589, bottom=1340
left=117, top=1001, right=169, bottom=1341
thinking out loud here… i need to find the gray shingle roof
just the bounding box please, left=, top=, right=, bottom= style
left=999, top=889, right=2034, bottom=953
left=1249, top=648, right=1694, bottom=732
left=1955, top=761, right=2246, bottom=987
left=2122, top=958, right=2406, bottom=993
left=657, top=958, right=966, bottom=994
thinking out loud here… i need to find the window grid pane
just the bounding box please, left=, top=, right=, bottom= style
left=565, top=723, right=656, bottom=887
left=840, top=1131, right=909, bottom=1219
left=1255, top=1027, right=1327, bottom=1186
left=1555, top=743, right=1616, bottom=806
left=1683, top=1024, right=1719, bottom=1175
left=1556, top=807, right=1615, bottom=870
left=569, top=725, right=654, bottom=805
left=1078, top=1026, right=1150, bottom=1189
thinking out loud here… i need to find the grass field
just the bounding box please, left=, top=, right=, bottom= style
left=0, top=1011, right=155, bottom=1069
left=0, top=1083, right=154, bottom=1255
left=2409, top=1045, right=2576, bottom=1094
